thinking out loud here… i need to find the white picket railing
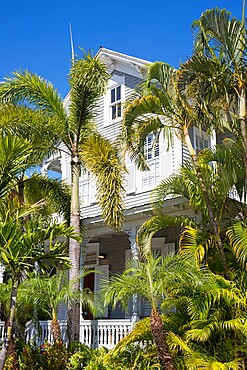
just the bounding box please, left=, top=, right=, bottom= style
left=80, top=319, right=132, bottom=349
left=23, top=319, right=131, bottom=349
left=25, top=320, right=67, bottom=346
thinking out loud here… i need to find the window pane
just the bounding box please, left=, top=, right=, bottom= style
left=112, top=105, right=116, bottom=120
left=116, top=86, right=121, bottom=101
left=117, top=103, right=121, bottom=117
left=111, top=89, right=115, bottom=103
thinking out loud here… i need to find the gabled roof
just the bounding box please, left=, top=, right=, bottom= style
left=95, top=47, right=151, bottom=77
left=96, top=47, right=151, bottom=66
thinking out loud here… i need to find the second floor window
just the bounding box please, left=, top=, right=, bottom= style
left=110, top=86, right=121, bottom=120
left=144, top=133, right=159, bottom=160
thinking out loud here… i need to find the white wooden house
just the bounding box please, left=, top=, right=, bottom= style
left=33, top=48, right=214, bottom=347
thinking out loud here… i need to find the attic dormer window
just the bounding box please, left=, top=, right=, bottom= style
left=110, top=86, right=121, bottom=120
left=104, top=74, right=125, bottom=126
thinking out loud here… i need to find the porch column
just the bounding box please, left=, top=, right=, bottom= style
left=125, top=227, right=140, bottom=326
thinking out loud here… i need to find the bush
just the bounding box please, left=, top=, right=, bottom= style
left=18, top=341, right=68, bottom=370
left=67, top=343, right=92, bottom=369
left=3, top=339, right=161, bottom=370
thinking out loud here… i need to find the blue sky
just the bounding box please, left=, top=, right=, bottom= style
left=0, top=1, right=243, bottom=98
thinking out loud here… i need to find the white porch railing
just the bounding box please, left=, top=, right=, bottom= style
left=80, top=319, right=132, bottom=349
left=25, top=320, right=68, bottom=346
left=23, top=319, right=131, bottom=349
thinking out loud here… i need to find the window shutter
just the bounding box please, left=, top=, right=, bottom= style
left=90, top=175, right=97, bottom=204
left=126, top=155, right=136, bottom=194
left=160, top=135, right=172, bottom=180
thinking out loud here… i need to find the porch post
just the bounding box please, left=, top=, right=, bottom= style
left=125, top=227, right=140, bottom=327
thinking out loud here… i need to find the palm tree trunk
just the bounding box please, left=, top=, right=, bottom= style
left=183, top=126, right=230, bottom=279
left=51, top=311, right=61, bottom=342
left=67, top=153, right=81, bottom=343
left=0, top=280, right=19, bottom=370
left=150, top=308, right=174, bottom=370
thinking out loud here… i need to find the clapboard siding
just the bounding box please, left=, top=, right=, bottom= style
left=94, top=96, right=104, bottom=128
left=125, top=74, right=142, bottom=100
left=81, top=190, right=153, bottom=220
left=96, top=71, right=142, bottom=142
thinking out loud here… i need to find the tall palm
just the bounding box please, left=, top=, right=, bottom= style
left=123, top=60, right=231, bottom=278
left=179, top=8, right=247, bottom=194
left=0, top=52, right=125, bottom=341
left=0, top=202, right=76, bottom=369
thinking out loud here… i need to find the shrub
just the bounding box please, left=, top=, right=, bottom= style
left=18, top=341, right=68, bottom=370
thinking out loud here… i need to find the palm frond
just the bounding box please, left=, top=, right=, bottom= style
left=0, top=103, right=62, bottom=161
left=80, top=133, right=125, bottom=231
left=138, top=214, right=190, bottom=255
left=192, top=8, right=244, bottom=63
left=227, top=222, right=247, bottom=270
left=68, top=54, right=109, bottom=143
left=0, top=70, right=66, bottom=122
left=0, top=131, right=31, bottom=199
left=24, top=174, right=71, bottom=222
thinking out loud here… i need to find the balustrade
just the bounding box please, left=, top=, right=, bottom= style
left=22, top=319, right=132, bottom=349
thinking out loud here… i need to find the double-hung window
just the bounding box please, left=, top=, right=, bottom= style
left=142, top=133, right=160, bottom=189
left=110, top=86, right=121, bottom=120
left=144, top=133, right=159, bottom=160
left=104, top=74, right=125, bottom=125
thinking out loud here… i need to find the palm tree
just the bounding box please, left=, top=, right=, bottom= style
left=168, top=270, right=246, bottom=369
left=102, top=253, right=202, bottom=369
left=139, top=143, right=245, bottom=272
left=0, top=201, right=77, bottom=370
left=0, top=131, right=31, bottom=200
left=123, top=63, right=236, bottom=278
left=25, top=270, right=96, bottom=341
left=0, top=52, right=126, bottom=341
left=179, top=8, right=247, bottom=194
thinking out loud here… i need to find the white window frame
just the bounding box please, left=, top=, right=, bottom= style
left=80, top=170, right=96, bottom=207
left=110, top=85, right=122, bottom=120
left=136, top=132, right=160, bottom=191
left=104, top=74, right=125, bottom=126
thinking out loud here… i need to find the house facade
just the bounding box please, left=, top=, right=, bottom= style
left=42, top=48, right=213, bottom=332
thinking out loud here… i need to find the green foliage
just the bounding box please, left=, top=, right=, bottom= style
left=80, top=134, right=125, bottom=231
left=104, top=344, right=161, bottom=370
left=67, top=345, right=92, bottom=369
left=17, top=341, right=68, bottom=370
left=0, top=131, right=31, bottom=200
left=115, top=318, right=152, bottom=350
left=24, top=174, right=71, bottom=224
